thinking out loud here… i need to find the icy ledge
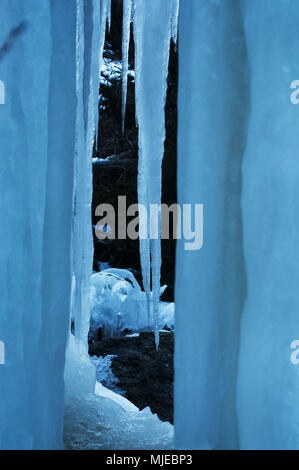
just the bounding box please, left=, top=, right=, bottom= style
left=63, top=335, right=173, bottom=450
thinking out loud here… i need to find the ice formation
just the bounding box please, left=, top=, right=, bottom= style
left=75, top=0, right=180, bottom=351
left=72, top=0, right=111, bottom=355
left=64, top=389, right=173, bottom=450
left=0, top=0, right=77, bottom=450
left=0, top=0, right=177, bottom=450
left=64, top=334, right=173, bottom=450
left=175, top=0, right=299, bottom=451
left=67, top=0, right=177, bottom=450
left=90, top=268, right=174, bottom=337
left=121, top=0, right=133, bottom=132
left=132, top=0, right=179, bottom=348
left=3, top=0, right=299, bottom=453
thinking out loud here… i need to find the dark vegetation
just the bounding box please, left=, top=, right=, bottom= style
left=92, top=0, right=178, bottom=301
left=89, top=331, right=174, bottom=423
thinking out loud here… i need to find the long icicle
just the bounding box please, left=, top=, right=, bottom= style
left=132, top=0, right=179, bottom=348
left=171, top=0, right=180, bottom=45
left=106, top=0, right=112, bottom=32
left=121, top=0, right=133, bottom=133
left=72, top=0, right=111, bottom=353
left=73, top=0, right=86, bottom=353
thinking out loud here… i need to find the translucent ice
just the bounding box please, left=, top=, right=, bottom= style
left=72, top=0, right=111, bottom=354
left=121, top=0, right=133, bottom=132
left=64, top=334, right=173, bottom=450
left=0, top=0, right=77, bottom=450
left=132, top=0, right=179, bottom=347
left=90, top=269, right=174, bottom=337
left=176, top=0, right=299, bottom=451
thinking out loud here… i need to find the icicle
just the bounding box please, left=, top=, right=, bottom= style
left=72, top=0, right=110, bottom=354
left=106, top=0, right=112, bottom=32
left=121, top=0, right=133, bottom=133
left=133, top=0, right=178, bottom=348
left=91, top=0, right=102, bottom=121
left=170, top=0, right=180, bottom=45
left=72, top=0, right=85, bottom=353
left=73, top=0, right=177, bottom=352
left=99, top=0, right=111, bottom=76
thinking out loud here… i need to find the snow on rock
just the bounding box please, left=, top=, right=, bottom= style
left=101, top=57, right=122, bottom=84
left=91, top=353, right=125, bottom=396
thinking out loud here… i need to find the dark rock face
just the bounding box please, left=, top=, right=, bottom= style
left=89, top=331, right=174, bottom=424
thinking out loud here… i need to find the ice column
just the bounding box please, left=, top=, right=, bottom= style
left=237, top=0, right=299, bottom=450
left=0, top=0, right=77, bottom=449
left=176, top=0, right=299, bottom=451
left=175, top=0, right=248, bottom=450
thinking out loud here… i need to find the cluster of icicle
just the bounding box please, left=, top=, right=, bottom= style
left=72, top=0, right=179, bottom=350
left=122, top=0, right=179, bottom=348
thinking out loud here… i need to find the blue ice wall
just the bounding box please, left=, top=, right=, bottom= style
left=175, top=0, right=299, bottom=449
left=175, top=0, right=299, bottom=450
left=0, top=0, right=77, bottom=449
left=237, top=0, right=299, bottom=450
left=175, top=0, right=248, bottom=450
